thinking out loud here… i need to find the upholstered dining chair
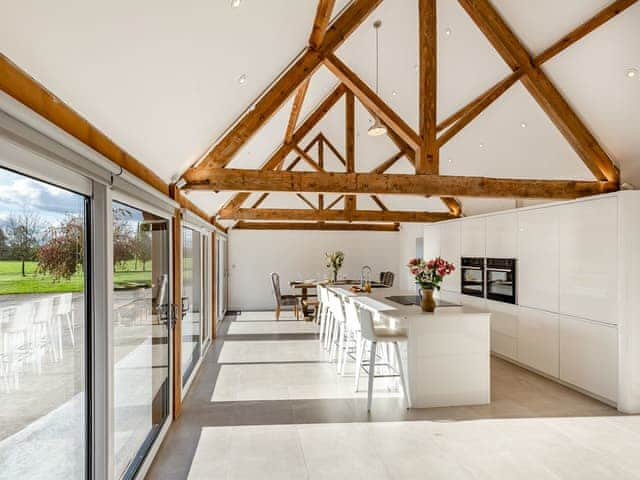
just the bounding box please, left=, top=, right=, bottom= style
left=270, top=272, right=300, bottom=320
left=379, top=271, right=395, bottom=287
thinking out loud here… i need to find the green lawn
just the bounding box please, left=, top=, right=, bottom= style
left=0, top=260, right=152, bottom=295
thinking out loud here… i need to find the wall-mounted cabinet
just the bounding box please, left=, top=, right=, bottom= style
left=559, top=315, right=618, bottom=402
left=518, top=207, right=559, bottom=313
left=558, top=198, right=618, bottom=325
left=460, top=217, right=486, bottom=258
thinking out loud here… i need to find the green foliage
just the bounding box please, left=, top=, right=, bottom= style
left=37, top=215, right=84, bottom=280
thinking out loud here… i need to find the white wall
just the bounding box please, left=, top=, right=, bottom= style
left=229, top=228, right=421, bottom=310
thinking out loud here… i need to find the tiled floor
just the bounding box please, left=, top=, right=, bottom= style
left=146, top=311, right=640, bottom=480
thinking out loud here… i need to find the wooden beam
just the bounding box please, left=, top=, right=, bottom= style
left=345, top=90, right=356, bottom=220
left=437, top=0, right=637, bottom=138
left=318, top=138, right=325, bottom=209
left=0, top=54, right=169, bottom=196
left=284, top=79, right=310, bottom=143
left=214, top=88, right=344, bottom=218
left=294, top=144, right=324, bottom=171
left=325, top=195, right=344, bottom=210
left=535, top=0, right=638, bottom=66
left=418, top=0, right=438, bottom=174
left=223, top=208, right=456, bottom=223
left=440, top=197, right=462, bottom=217
left=185, top=168, right=617, bottom=199
left=296, top=193, right=319, bottom=210
left=251, top=192, right=270, bottom=208
left=309, top=0, right=337, bottom=49
left=194, top=0, right=382, bottom=170
left=324, top=54, right=422, bottom=150
left=457, top=0, right=619, bottom=183
left=234, top=221, right=400, bottom=232
left=320, top=133, right=347, bottom=166
left=370, top=151, right=405, bottom=174
left=437, top=71, right=521, bottom=147
left=370, top=195, right=388, bottom=211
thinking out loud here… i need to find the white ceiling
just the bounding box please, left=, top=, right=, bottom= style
left=1, top=0, right=638, bottom=218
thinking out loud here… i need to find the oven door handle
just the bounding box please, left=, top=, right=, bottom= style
left=487, top=268, right=513, bottom=272
left=463, top=266, right=483, bottom=270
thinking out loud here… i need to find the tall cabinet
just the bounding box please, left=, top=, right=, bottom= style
left=424, top=193, right=629, bottom=409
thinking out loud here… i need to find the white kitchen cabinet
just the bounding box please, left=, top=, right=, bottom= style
left=559, top=315, right=618, bottom=402
left=437, top=290, right=461, bottom=305
left=460, top=294, right=486, bottom=311
left=423, top=224, right=441, bottom=260
left=460, top=217, right=486, bottom=258
left=517, top=306, right=559, bottom=377
left=518, top=207, right=559, bottom=312
left=486, top=213, right=518, bottom=259
left=439, top=222, right=461, bottom=292
left=487, top=300, right=518, bottom=360
left=558, top=198, right=618, bottom=324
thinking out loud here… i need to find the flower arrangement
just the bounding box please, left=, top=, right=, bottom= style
left=325, top=251, right=345, bottom=282
left=407, top=257, right=455, bottom=290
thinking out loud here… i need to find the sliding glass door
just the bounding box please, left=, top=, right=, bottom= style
left=217, top=236, right=227, bottom=320
left=112, top=201, right=170, bottom=480
left=181, top=227, right=202, bottom=387
left=0, top=166, right=89, bottom=479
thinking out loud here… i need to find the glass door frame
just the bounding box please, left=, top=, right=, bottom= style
left=109, top=190, right=176, bottom=480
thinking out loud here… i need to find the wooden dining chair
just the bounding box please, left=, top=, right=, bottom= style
left=270, top=272, right=300, bottom=320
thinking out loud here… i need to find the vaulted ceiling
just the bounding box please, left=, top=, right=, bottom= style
left=1, top=0, right=638, bottom=226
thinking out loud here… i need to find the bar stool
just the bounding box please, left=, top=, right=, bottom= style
left=317, top=285, right=330, bottom=344
left=338, top=298, right=362, bottom=376
left=354, top=306, right=411, bottom=411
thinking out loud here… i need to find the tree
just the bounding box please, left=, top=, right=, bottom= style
left=112, top=206, right=135, bottom=271
left=6, top=211, right=45, bottom=276
left=0, top=227, right=8, bottom=260
left=37, top=215, right=84, bottom=280
left=132, top=226, right=152, bottom=272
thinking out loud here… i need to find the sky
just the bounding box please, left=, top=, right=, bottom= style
left=0, top=167, right=85, bottom=226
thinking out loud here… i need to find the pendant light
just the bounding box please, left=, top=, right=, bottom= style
left=368, top=20, right=387, bottom=137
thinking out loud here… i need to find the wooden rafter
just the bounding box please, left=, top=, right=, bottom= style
left=309, top=0, right=338, bottom=49
left=296, top=193, right=319, bottom=210
left=284, top=79, right=310, bottom=143
left=370, top=195, right=388, bottom=211
left=215, top=87, right=344, bottom=218
left=294, top=144, right=325, bottom=171
left=440, top=197, right=462, bottom=217
left=437, top=0, right=636, bottom=152
left=418, top=0, right=438, bottom=174
left=324, top=54, right=422, bottom=150
left=318, top=137, right=325, bottom=209
left=325, top=195, right=345, bottom=210
left=370, top=151, right=405, bottom=174
left=458, top=0, right=620, bottom=182
left=222, top=208, right=456, bottom=223
left=319, top=133, right=347, bottom=166
left=191, top=0, right=381, bottom=171
left=186, top=168, right=616, bottom=200
left=234, top=221, right=400, bottom=232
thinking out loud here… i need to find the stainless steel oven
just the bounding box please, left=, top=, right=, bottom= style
left=486, top=258, right=516, bottom=304
left=460, top=257, right=484, bottom=298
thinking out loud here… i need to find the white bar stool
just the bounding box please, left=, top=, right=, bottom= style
left=354, top=306, right=411, bottom=411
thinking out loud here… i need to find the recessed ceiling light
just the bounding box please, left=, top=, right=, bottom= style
left=444, top=27, right=452, bottom=36
left=238, top=74, right=247, bottom=85
left=479, top=142, right=484, bottom=148
left=626, top=68, right=638, bottom=78
left=231, top=0, right=243, bottom=7
left=448, top=158, right=452, bottom=163
left=392, top=90, right=397, bottom=96
left=520, top=122, right=527, bottom=128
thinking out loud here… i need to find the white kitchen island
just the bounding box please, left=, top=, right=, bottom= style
left=331, top=287, right=491, bottom=408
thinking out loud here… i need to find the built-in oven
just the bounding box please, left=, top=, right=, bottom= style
left=486, top=258, right=517, bottom=304
left=460, top=257, right=485, bottom=298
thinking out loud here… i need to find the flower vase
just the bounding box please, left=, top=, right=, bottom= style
left=421, top=288, right=436, bottom=312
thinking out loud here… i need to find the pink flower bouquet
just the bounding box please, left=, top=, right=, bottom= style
left=407, top=257, right=455, bottom=290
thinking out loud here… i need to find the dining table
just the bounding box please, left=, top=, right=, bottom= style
left=290, top=279, right=386, bottom=320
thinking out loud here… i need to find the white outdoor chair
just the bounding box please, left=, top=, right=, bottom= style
left=0, top=303, right=36, bottom=389
left=54, top=293, right=75, bottom=347
left=32, top=297, right=59, bottom=363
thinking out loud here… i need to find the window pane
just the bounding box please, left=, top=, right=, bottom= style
left=181, top=228, right=201, bottom=385
left=112, top=202, right=170, bottom=479
left=0, top=166, right=87, bottom=478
